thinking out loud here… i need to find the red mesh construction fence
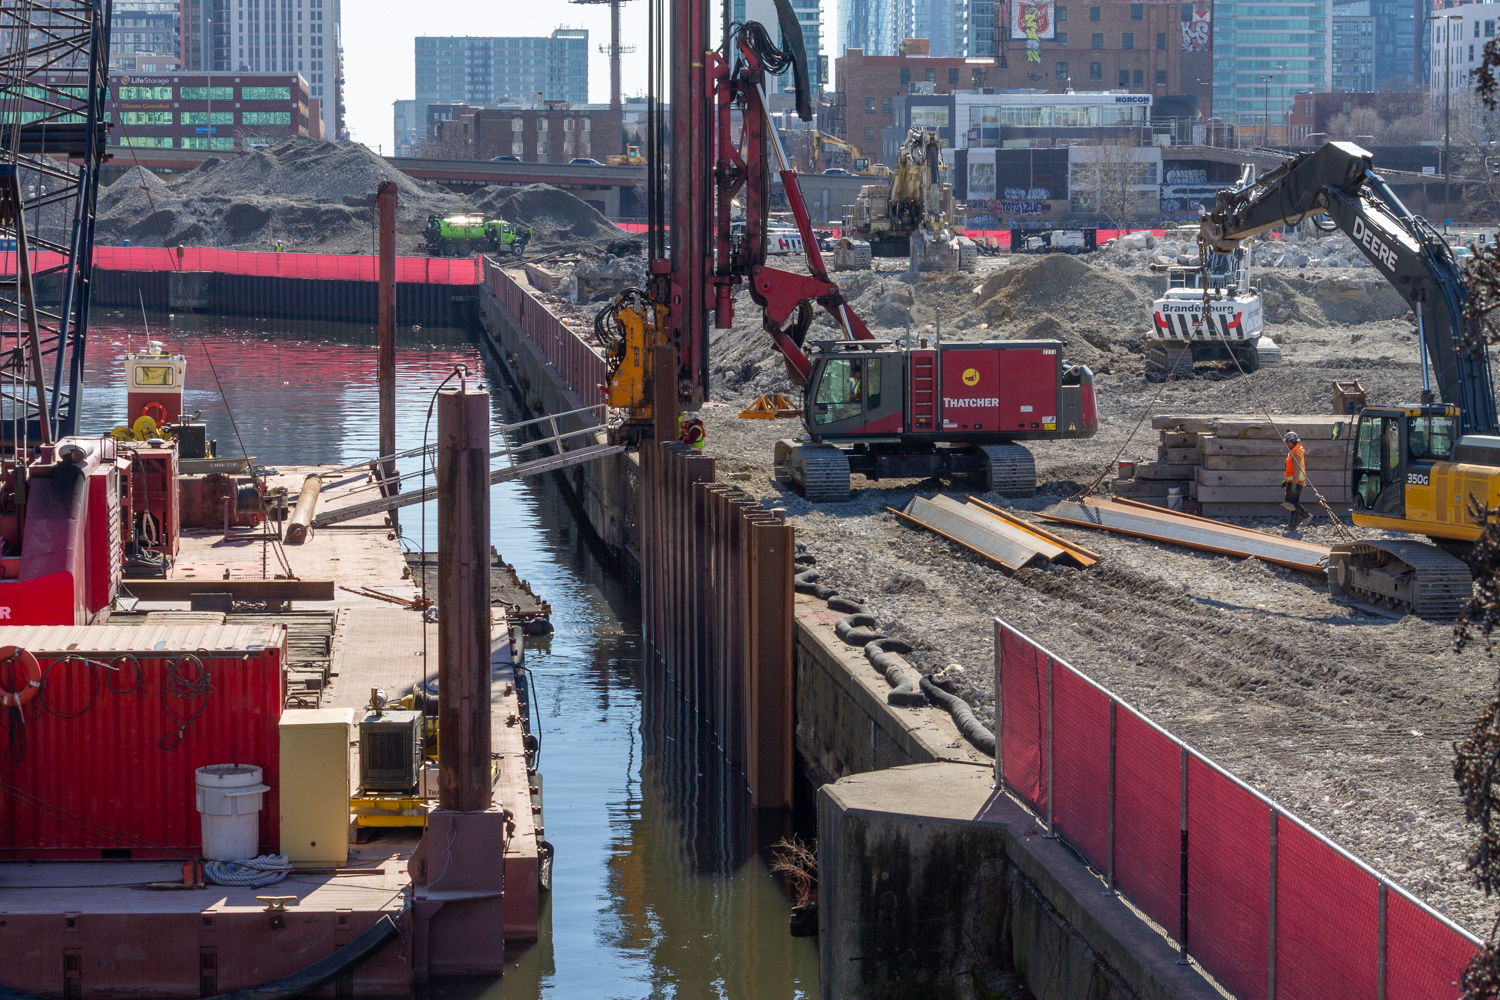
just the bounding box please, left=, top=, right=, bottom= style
left=1275, top=818, right=1379, bottom=999
left=1049, top=662, right=1111, bottom=868
left=1385, top=890, right=1476, bottom=1000
left=1186, top=757, right=1270, bottom=1000
left=481, top=256, right=606, bottom=407
left=0, top=248, right=481, bottom=284
left=998, top=624, right=1045, bottom=812
left=1111, top=705, right=1182, bottom=936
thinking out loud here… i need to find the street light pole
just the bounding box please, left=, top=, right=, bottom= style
left=1276, top=63, right=1287, bottom=145
left=1430, top=13, right=1464, bottom=233
left=1260, top=74, right=1273, bottom=146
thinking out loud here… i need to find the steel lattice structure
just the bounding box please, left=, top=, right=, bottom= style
left=0, top=0, right=110, bottom=451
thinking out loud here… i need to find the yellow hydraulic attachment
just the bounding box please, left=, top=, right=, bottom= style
left=597, top=287, right=669, bottom=432
left=738, top=394, right=803, bottom=419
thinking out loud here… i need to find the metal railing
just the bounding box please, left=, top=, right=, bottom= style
left=995, top=617, right=1480, bottom=1000
left=481, top=255, right=606, bottom=408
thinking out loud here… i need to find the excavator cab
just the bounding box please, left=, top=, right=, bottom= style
left=1350, top=404, right=1460, bottom=523
left=805, top=346, right=904, bottom=438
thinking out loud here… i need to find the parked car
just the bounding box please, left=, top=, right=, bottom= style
left=821, top=167, right=853, bottom=175
left=490, top=155, right=521, bottom=163
left=569, top=157, right=603, bottom=166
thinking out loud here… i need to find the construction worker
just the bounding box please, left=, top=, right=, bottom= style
left=1282, top=431, right=1310, bottom=531
left=679, top=411, right=706, bottom=452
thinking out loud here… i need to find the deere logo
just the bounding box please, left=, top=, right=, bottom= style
left=962, top=368, right=980, bottom=387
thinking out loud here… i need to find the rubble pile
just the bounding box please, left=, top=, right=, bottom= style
left=1095, top=228, right=1371, bottom=271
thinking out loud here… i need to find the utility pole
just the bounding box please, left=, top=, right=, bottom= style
left=1259, top=74, right=1273, bottom=146
left=1276, top=63, right=1287, bottom=145
left=1429, top=13, right=1463, bottom=233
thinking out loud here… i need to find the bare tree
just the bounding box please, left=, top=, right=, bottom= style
left=1074, top=138, right=1147, bottom=225
left=1326, top=106, right=1384, bottom=140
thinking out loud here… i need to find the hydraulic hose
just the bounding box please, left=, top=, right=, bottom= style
left=920, top=677, right=997, bottom=757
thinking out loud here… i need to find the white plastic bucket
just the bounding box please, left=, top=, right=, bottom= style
left=1167, top=487, right=1184, bottom=511
left=195, top=764, right=270, bottom=860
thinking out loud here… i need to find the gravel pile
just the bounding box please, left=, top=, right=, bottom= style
left=95, top=139, right=625, bottom=255
left=1096, top=228, right=1372, bottom=271
left=689, top=247, right=1497, bottom=933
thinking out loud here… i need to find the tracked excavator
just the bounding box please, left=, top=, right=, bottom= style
left=832, top=127, right=977, bottom=274
left=594, top=0, right=1097, bottom=502
left=1200, top=140, right=1500, bottom=617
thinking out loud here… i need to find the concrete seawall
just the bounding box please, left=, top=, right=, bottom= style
left=475, top=265, right=1232, bottom=1000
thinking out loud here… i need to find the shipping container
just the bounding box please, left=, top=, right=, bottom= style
left=0, top=624, right=286, bottom=858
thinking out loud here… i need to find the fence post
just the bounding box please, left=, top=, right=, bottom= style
left=1045, top=656, right=1054, bottom=838
left=1106, top=698, right=1116, bottom=892
left=1376, top=881, right=1388, bottom=1000
left=1268, top=807, right=1278, bottom=1000
left=1178, top=745, right=1189, bottom=962
left=993, top=619, right=1003, bottom=788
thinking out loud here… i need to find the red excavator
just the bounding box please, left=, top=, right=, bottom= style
left=598, top=0, right=1097, bottom=500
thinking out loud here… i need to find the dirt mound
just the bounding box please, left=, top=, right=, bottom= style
left=471, top=183, right=622, bottom=250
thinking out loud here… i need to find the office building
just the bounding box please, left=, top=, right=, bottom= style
left=414, top=31, right=588, bottom=108
left=103, top=70, right=321, bottom=150
left=1333, top=0, right=1375, bottom=91
left=736, top=0, right=824, bottom=91
left=393, top=99, right=421, bottom=156
left=1373, top=0, right=1416, bottom=89
left=1211, top=0, right=1330, bottom=126
left=1429, top=5, right=1497, bottom=113
left=113, top=0, right=180, bottom=71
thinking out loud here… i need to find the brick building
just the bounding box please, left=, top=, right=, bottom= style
left=107, top=71, right=321, bottom=150
left=839, top=6, right=1210, bottom=163
left=1286, top=91, right=1427, bottom=144
left=428, top=105, right=623, bottom=163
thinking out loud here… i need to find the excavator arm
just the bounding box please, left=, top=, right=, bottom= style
left=1200, top=141, right=1498, bottom=436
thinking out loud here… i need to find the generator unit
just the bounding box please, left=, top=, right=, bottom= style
left=358, top=709, right=424, bottom=793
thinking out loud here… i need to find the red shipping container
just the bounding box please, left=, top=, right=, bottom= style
left=0, top=623, right=285, bottom=859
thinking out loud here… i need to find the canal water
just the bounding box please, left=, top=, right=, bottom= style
left=77, top=315, right=818, bottom=999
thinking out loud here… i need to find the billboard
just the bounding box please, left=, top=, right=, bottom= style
left=1010, top=0, right=1056, bottom=64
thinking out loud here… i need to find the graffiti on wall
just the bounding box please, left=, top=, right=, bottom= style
left=1181, top=8, right=1210, bottom=51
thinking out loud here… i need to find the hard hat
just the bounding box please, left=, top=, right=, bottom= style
left=1284, top=431, right=1299, bottom=444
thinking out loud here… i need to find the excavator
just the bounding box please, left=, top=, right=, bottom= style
left=832, top=127, right=977, bottom=273
left=1200, top=140, right=1500, bottom=617
left=594, top=1, right=1097, bottom=502
left=808, top=131, right=885, bottom=176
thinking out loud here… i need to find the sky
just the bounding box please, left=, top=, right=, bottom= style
left=340, top=0, right=675, bottom=152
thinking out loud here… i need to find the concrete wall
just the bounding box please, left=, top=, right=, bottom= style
left=820, top=764, right=1225, bottom=1000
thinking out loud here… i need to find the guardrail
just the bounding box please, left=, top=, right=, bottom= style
left=995, top=617, right=1479, bottom=1000
left=480, top=255, right=605, bottom=408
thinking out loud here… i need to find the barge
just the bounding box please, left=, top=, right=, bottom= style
left=0, top=350, right=542, bottom=996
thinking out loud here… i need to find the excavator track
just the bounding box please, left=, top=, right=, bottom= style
left=832, top=238, right=873, bottom=272
left=1327, top=539, right=1473, bottom=619
left=774, top=439, right=852, bottom=502
left=979, top=444, right=1036, bottom=498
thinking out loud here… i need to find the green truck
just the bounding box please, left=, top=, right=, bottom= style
left=422, top=215, right=531, bottom=258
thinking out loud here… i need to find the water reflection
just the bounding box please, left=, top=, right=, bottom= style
left=82, top=314, right=817, bottom=999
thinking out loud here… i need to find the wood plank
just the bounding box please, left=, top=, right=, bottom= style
left=1202, top=453, right=1347, bottom=471
left=1151, top=414, right=1247, bottom=433
left=1194, top=467, right=1347, bottom=488
left=1160, top=431, right=1201, bottom=448
left=1202, top=437, right=1352, bottom=457
left=1038, top=498, right=1330, bottom=573
left=1195, top=484, right=1350, bottom=503
left=1210, top=417, right=1352, bottom=440
left=129, top=578, right=336, bottom=601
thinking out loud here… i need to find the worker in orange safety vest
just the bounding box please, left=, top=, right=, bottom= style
left=1282, top=431, right=1309, bottom=532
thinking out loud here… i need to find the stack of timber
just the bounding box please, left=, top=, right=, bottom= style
left=892, top=494, right=1099, bottom=571
left=1114, top=413, right=1352, bottom=517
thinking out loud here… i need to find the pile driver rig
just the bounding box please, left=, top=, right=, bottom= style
left=597, top=0, right=1096, bottom=500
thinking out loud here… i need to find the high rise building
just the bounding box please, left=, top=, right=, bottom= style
left=1333, top=0, right=1375, bottom=91
left=1212, top=0, right=1331, bottom=126
left=113, top=0, right=180, bottom=70
left=187, top=0, right=343, bottom=140
left=734, top=0, right=824, bottom=91
left=1373, top=0, right=1416, bottom=89
left=413, top=31, right=589, bottom=107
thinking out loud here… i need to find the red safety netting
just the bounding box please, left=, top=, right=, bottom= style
left=480, top=256, right=606, bottom=407
left=998, top=623, right=1046, bottom=812
left=1112, top=705, right=1182, bottom=935
left=1186, top=757, right=1270, bottom=1000
left=1049, top=661, right=1110, bottom=867
left=1275, top=818, right=1379, bottom=999
left=1385, top=891, right=1477, bottom=1000
left=0, top=248, right=480, bottom=284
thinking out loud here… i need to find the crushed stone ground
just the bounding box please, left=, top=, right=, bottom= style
left=694, top=245, right=1498, bottom=934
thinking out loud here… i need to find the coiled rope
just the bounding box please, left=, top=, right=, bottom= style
left=204, top=854, right=292, bottom=888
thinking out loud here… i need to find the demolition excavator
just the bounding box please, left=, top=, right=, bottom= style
left=593, top=0, right=1096, bottom=501
left=1200, top=140, right=1500, bottom=617
left=832, top=127, right=977, bottom=273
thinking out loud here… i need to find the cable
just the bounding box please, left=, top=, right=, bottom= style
left=0, top=774, right=198, bottom=859
left=1071, top=373, right=1173, bottom=502
left=160, top=653, right=214, bottom=750
left=38, top=656, right=100, bottom=720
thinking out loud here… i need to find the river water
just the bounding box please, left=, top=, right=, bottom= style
left=79, top=314, right=818, bottom=1000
